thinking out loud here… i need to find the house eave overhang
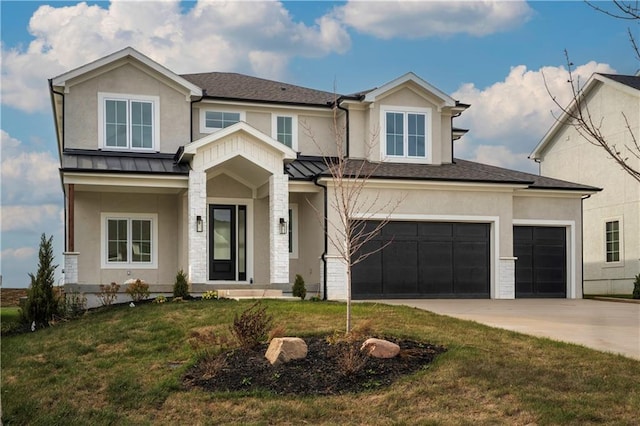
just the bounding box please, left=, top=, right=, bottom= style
left=316, top=176, right=531, bottom=192
left=198, top=96, right=334, bottom=110
left=514, top=187, right=601, bottom=197
left=51, top=46, right=202, bottom=97
left=363, top=72, right=456, bottom=108
left=61, top=170, right=189, bottom=191
left=179, top=121, right=297, bottom=163
left=529, top=72, right=640, bottom=160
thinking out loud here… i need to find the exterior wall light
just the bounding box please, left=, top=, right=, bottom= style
left=279, top=217, right=288, bottom=234
left=196, top=215, right=203, bottom=232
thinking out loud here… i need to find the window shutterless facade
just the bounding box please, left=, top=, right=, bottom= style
left=381, top=106, right=431, bottom=162
left=101, top=213, right=158, bottom=268
left=200, top=109, right=245, bottom=133
left=605, top=219, right=621, bottom=263
left=98, top=93, right=159, bottom=151
left=272, top=114, right=297, bottom=149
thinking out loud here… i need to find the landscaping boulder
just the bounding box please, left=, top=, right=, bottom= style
left=360, top=338, right=400, bottom=359
left=265, top=337, right=308, bottom=366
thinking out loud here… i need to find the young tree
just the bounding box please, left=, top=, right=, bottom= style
left=304, top=102, right=404, bottom=332
left=21, top=233, right=60, bottom=328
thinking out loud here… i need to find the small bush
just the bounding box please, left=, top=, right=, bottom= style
left=331, top=342, right=368, bottom=376
left=126, top=279, right=150, bottom=302
left=202, top=290, right=218, bottom=300
left=292, top=274, right=306, bottom=300
left=61, top=290, right=87, bottom=319
left=230, top=301, right=273, bottom=349
left=633, top=274, right=640, bottom=299
left=98, top=282, right=120, bottom=306
left=173, top=269, right=190, bottom=299
left=154, top=295, right=167, bottom=304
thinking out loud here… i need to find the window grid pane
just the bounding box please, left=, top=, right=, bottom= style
left=107, top=219, right=128, bottom=262
left=206, top=111, right=240, bottom=129
left=277, top=116, right=293, bottom=147
left=605, top=220, right=620, bottom=262
left=131, top=102, right=153, bottom=148
left=407, top=113, right=426, bottom=157
left=386, top=112, right=404, bottom=156
left=131, top=220, right=152, bottom=262
left=105, top=100, right=128, bottom=147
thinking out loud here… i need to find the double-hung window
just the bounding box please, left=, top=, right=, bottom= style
left=272, top=115, right=297, bottom=149
left=99, top=93, right=159, bottom=150
left=382, top=106, right=431, bottom=161
left=101, top=213, right=158, bottom=268
left=200, top=110, right=244, bottom=133
left=605, top=220, right=621, bottom=263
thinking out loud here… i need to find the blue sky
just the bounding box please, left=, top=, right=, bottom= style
left=1, top=0, right=637, bottom=288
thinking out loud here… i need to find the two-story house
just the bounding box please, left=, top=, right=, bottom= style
left=50, top=47, right=598, bottom=301
left=531, top=73, right=639, bottom=295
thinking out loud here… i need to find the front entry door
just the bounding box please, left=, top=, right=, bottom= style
left=209, top=204, right=247, bottom=281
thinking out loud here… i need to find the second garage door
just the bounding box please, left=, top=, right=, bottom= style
left=352, top=221, right=490, bottom=299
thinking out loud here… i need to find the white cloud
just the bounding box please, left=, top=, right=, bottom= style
left=0, top=247, right=36, bottom=261
left=1, top=204, right=62, bottom=232
left=1, top=0, right=350, bottom=113
left=452, top=62, right=616, bottom=171
left=1, top=130, right=60, bottom=205
left=333, top=0, right=533, bottom=39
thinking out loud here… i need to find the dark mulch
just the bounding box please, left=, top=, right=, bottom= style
left=183, top=337, right=446, bottom=396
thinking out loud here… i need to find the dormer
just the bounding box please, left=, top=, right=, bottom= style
left=346, top=72, right=467, bottom=165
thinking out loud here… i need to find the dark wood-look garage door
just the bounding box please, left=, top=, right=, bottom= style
left=352, top=222, right=490, bottom=299
left=514, top=226, right=566, bottom=298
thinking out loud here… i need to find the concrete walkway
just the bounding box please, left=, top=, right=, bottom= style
left=370, top=299, right=640, bottom=360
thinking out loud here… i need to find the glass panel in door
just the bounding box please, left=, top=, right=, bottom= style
left=209, top=205, right=235, bottom=280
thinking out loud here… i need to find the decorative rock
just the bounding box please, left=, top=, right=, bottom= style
left=265, top=337, right=308, bottom=366
left=360, top=338, right=400, bottom=359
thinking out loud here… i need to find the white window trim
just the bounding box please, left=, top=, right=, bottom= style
left=100, top=213, right=158, bottom=269
left=603, top=217, right=624, bottom=266
left=199, top=108, right=246, bottom=134
left=98, top=92, right=160, bottom=151
left=289, top=203, right=299, bottom=259
left=380, top=105, right=432, bottom=163
left=271, top=114, right=298, bottom=151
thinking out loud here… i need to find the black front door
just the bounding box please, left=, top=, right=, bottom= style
left=209, top=205, right=235, bottom=280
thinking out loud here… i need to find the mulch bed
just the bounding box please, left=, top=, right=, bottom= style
left=183, top=337, right=446, bottom=396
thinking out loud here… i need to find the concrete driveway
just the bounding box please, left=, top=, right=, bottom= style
left=370, top=299, right=640, bottom=360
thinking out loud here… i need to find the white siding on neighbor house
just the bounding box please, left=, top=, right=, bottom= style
left=538, top=82, right=639, bottom=294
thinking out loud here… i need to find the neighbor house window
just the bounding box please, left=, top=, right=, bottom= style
left=272, top=114, right=297, bottom=149
left=99, top=93, right=159, bottom=150
left=605, top=220, right=621, bottom=263
left=101, top=213, right=158, bottom=268
left=200, top=109, right=244, bottom=133
left=381, top=106, right=431, bottom=161
left=288, top=204, right=298, bottom=258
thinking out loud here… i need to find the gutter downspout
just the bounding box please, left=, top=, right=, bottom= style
left=580, top=194, right=591, bottom=299
left=313, top=174, right=328, bottom=300
left=49, top=78, right=68, bottom=250
left=335, top=98, right=350, bottom=158
left=190, top=91, right=206, bottom=143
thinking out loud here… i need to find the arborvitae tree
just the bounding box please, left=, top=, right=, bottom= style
left=173, top=269, right=190, bottom=299
left=21, top=233, right=60, bottom=328
left=292, top=274, right=306, bottom=300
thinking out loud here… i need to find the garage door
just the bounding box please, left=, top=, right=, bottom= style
left=352, top=222, right=490, bottom=299
left=514, top=226, right=566, bottom=298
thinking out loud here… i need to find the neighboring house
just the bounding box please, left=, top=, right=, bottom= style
left=531, top=73, right=640, bottom=295
left=50, top=47, right=598, bottom=301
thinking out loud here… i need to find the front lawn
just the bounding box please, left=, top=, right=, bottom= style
left=2, top=299, right=639, bottom=424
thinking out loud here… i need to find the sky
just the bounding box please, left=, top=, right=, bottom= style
left=0, top=0, right=638, bottom=288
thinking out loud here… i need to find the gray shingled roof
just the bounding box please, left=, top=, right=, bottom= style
left=180, top=72, right=339, bottom=106
left=61, top=150, right=189, bottom=174
left=598, top=73, right=640, bottom=91
left=286, top=156, right=599, bottom=191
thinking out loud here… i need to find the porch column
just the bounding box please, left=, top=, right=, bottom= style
left=269, top=173, right=289, bottom=284
left=188, top=170, right=208, bottom=283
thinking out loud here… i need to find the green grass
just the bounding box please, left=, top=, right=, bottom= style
left=1, top=307, right=21, bottom=323
left=2, top=299, right=639, bottom=425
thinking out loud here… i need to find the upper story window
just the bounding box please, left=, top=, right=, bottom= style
left=381, top=106, right=431, bottom=162
left=99, top=93, right=159, bottom=151
left=272, top=114, right=297, bottom=149
left=605, top=219, right=621, bottom=263
left=200, top=109, right=245, bottom=134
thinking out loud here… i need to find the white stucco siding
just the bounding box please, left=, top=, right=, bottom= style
left=64, top=62, right=191, bottom=153
left=289, top=192, right=324, bottom=288
left=538, top=82, right=639, bottom=294
left=73, top=191, right=181, bottom=287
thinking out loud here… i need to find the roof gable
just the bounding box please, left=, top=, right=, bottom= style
left=363, top=72, right=456, bottom=108
left=530, top=72, right=640, bottom=160
left=51, top=46, right=202, bottom=97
